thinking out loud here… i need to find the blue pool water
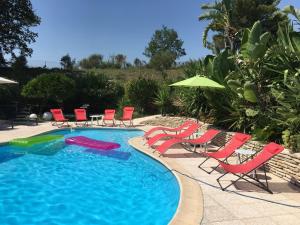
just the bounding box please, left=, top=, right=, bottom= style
left=0, top=129, right=180, bottom=225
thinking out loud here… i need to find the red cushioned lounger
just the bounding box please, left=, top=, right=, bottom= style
left=216, top=142, right=284, bottom=194
left=50, top=109, right=69, bottom=127
left=147, top=122, right=201, bottom=147
left=154, top=129, right=221, bottom=155
left=144, top=120, right=195, bottom=139
left=198, top=132, right=252, bottom=174
left=119, top=106, right=135, bottom=127
left=74, top=108, right=88, bottom=127
left=102, top=109, right=116, bottom=126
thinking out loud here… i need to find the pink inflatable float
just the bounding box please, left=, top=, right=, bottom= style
left=65, top=136, right=120, bottom=150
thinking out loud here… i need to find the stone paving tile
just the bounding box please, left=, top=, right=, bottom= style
left=209, top=191, right=249, bottom=203
left=203, top=195, right=219, bottom=207
left=223, top=204, right=264, bottom=219
left=293, top=212, right=300, bottom=217
left=203, top=205, right=237, bottom=223
left=282, top=192, right=300, bottom=203
left=237, top=192, right=290, bottom=204
left=248, top=202, right=296, bottom=217
left=203, top=220, right=246, bottom=225
left=243, top=218, right=277, bottom=225
left=270, top=214, right=300, bottom=225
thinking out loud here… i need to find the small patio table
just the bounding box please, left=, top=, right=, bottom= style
left=90, top=115, right=102, bottom=126
left=187, top=130, right=205, bottom=152
left=235, top=149, right=256, bottom=163
left=235, top=148, right=257, bottom=177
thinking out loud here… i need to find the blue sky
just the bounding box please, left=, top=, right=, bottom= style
left=29, top=0, right=300, bottom=67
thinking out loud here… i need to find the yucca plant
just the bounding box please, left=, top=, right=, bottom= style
left=153, top=85, right=172, bottom=116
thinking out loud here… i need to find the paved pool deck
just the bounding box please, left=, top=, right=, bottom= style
left=1, top=116, right=300, bottom=225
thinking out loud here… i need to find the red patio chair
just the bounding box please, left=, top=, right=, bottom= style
left=147, top=122, right=201, bottom=147
left=102, top=109, right=116, bottom=126
left=50, top=109, right=69, bottom=127
left=198, top=133, right=252, bottom=174
left=74, top=108, right=88, bottom=127
left=119, top=106, right=134, bottom=127
left=144, top=120, right=196, bottom=139
left=154, top=129, right=221, bottom=155
left=216, top=142, right=284, bottom=194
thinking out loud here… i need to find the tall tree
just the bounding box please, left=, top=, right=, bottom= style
left=199, top=0, right=287, bottom=52
left=134, top=58, right=142, bottom=67
left=115, top=54, right=127, bottom=68
left=11, top=54, right=28, bottom=84
left=199, top=0, right=235, bottom=51
left=283, top=5, right=300, bottom=29
left=149, top=51, right=176, bottom=79
left=79, top=54, right=103, bottom=69
left=60, top=54, right=75, bottom=70
left=144, top=26, right=186, bottom=72
left=11, top=54, right=28, bottom=69
left=0, top=0, right=40, bottom=64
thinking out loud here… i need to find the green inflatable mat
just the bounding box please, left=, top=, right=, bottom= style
left=12, top=141, right=65, bottom=156
left=10, top=135, right=63, bottom=147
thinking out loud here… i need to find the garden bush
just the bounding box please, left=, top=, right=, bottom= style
left=69, top=72, right=124, bottom=113
left=126, top=77, right=159, bottom=114
left=21, top=73, right=75, bottom=112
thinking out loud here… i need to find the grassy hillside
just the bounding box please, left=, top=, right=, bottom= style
left=86, top=67, right=185, bottom=82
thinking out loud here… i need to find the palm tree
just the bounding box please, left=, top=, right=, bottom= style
left=199, top=0, right=287, bottom=53
left=199, top=0, right=238, bottom=52
left=283, top=5, right=300, bottom=29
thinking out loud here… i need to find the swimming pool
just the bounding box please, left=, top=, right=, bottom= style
left=0, top=129, right=180, bottom=225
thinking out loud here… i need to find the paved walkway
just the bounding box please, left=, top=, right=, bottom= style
left=132, top=116, right=300, bottom=224
left=1, top=116, right=300, bottom=225
left=164, top=148, right=300, bottom=225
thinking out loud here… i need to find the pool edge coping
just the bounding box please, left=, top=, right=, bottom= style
left=128, top=136, right=204, bottom=225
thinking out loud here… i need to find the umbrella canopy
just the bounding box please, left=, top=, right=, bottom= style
left=0, top=77, right=18, bottom=84
left=169, top=75, right=225, bottom=89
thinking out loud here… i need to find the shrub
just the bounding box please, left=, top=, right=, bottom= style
left=21, top=73, right=75, bottom=110
left=126, top=77, right=159, bottom=114
left=71, top=73, right=124, bottom=113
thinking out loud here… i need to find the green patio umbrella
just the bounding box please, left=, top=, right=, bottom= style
left=169, top=75, right=225, bottom=89
left=169, top=75, right=225, bottom=124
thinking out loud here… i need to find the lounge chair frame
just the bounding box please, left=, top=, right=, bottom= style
left=102, top=119, right=115, bottom=126
left=51, top=120, right=69, bottom=128
left=215, top=141, right=284, bottom=194
left=119, top=119, right=134, bottom=127
left=75, top=120, right=88, bottom=127
left=216, top=164, right=272, bottom=194
left=198, top=145, right=227, bottom=174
